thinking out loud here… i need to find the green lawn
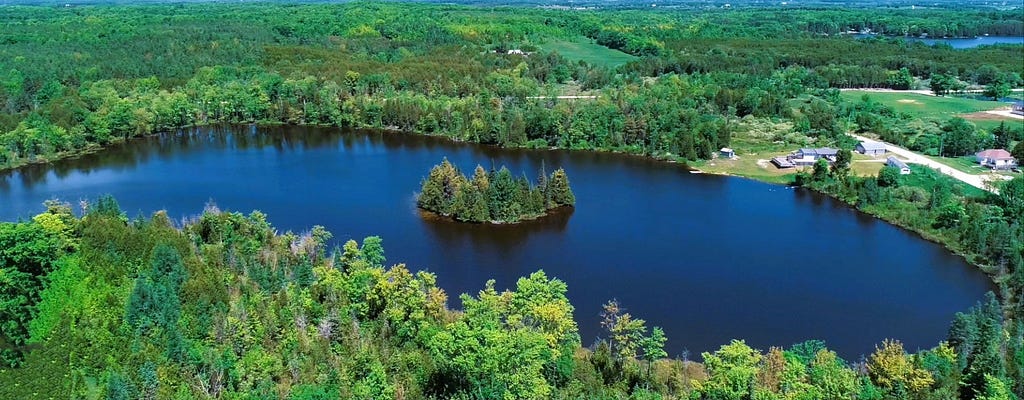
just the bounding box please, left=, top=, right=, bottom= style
left=540, top=37, right=637, bottom=68
left=840, top=91, right=1006, bottom=120
left=692, top=154, right=798, bottom=185
left=971, top=118, right=1024, bottom=133
left=925, top=155, right=988, bottom=175
left=903, top=164, right=989, bottom=199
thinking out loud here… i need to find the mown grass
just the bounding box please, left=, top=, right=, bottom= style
left=840, top=91, right=1006, bottom=119
left=540, top=37, right=637, bottom=68
left=924, top=155, right=988, bottom=175
left=693, top=151, right=798, bottom=185
left=903, top=164, right=989, bottom=199
left=970, top=118, right=1024, bottom=133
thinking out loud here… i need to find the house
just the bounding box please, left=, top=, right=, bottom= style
left=886, top=156, right=911, bottom=175
left=1012, top=101, right=1024, bottom=116
left=976, top=149, right=1018, bottom=170
left=790, top=147, right=839, bottom=166
left=720, top=148, right=735, bottom=159
left=856, top=141, right=887, bottom=156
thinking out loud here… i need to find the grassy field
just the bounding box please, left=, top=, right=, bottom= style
left=962, top=116, right=1019, bottom=132
left=840, top=91, right=1007, bottom=119
left=850, top=153, right=887, bottom=177
left=924, top=155, right=987, bottom=175
left=904, top=164, right=989, bottom=198
left=693, top=152, right=798, bottom=185
left=539, top=37, right=637, bottom=68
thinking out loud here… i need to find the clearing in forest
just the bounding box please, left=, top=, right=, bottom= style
left=840, top=90, right=1007, bottom=118
left=540, top=37, right=638, bottom=68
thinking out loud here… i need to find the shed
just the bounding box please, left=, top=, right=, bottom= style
left=886, top=156, right=911, bottom=175
left=771, top=156, right=795, bottom=169
left=720, top=148, right=735, bottom=159
left=856, top=141, right=887, bottom=156
left=1012, top=101, right=1023, bottom=116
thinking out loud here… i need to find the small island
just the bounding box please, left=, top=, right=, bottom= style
left=417, top=158, right=575, bottom=224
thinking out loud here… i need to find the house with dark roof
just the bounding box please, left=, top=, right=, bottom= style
left=856, top=141, right=887, bottom=156
left=976, top=149, right=1017, bottom=170
left=886, top=156, right=911, bottom=175
left=790, top=147, right=839, bottom=166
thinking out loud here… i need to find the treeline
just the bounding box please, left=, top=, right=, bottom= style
left=1, top=3, right=1021, bottom=171
left=417, top=159, right=575, bottom=223
left=7, top=66, right=825, bottom=170
left=0, top=198, right=1020, bottom=399
left=629, top=38, right=1022, bottom=89
left=797, top=154, right=1024, bottom=323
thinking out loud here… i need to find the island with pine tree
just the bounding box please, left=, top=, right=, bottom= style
left=416, top=158, right=575, bottom=224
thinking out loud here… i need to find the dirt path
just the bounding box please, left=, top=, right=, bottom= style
left=849, top=134, right=1002, bottom=193
left=983, top=109, right=1024, bottom=120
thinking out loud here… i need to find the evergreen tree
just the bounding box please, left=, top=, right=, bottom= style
left=548, top=168, right=575, bottom=207
left=418, top=160, right=575, bottom=223
left=418, top=164, right=448, bottom=213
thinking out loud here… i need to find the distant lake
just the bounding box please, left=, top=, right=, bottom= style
left=853, top=34, right=1024, bottom=49
left=0, top=126, right=994, bottom=360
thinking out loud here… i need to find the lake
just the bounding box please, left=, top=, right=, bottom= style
left=853, top=34, right=1024, bottom=49
left=0, top=125, right=993, bottom=359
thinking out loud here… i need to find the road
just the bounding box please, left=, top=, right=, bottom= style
left=849, top=134, right=1002, bottom=193
left=525, top=95, right=599, bottom=100
left=839, top=88, right=1024, bottom=97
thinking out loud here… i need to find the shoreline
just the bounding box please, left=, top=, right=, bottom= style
left=0, top=122, right=1004, bottom=290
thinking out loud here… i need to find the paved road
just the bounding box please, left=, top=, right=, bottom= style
left=849, top=134, right=1001, bottom=193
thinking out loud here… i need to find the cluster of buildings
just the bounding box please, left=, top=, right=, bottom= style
left=767, top=139, right=1019, bottom=175
left=770, top=147, right=839, bottom=169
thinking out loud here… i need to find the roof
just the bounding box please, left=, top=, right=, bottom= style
left=771, top=157, right=795, bottom=168
left=976, top=149, right=1014, bottom=159
left=858, top=141, right=887, bottom=151
left=815, top=147, right=838, bottom=156
left=886, top=156, right=909, bottom=169
left=720, top=148, right=733, bottom=153
left=798, top=148, right=817, bottom=155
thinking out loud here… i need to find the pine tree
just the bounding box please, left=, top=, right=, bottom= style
left=472, top=165, right=489, bottom=193
left=466, top=185, right=490, bottom=222
left=548, top=168, right=575, bottom=207
left=418, top=164, right=447, bottom=212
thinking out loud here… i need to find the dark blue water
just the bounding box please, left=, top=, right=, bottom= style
left=0, top=125, right=993, bottom=360
left=853, top=34, right=1024, bottom=49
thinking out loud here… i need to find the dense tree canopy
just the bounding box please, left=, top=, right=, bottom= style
left=417, top=159, right=575, bottom=223
left=0, top=198, right=1018, bottom=399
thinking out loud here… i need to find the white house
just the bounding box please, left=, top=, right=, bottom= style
left=856, top=141, right=887, bottom=156
left=976, top=149, right=1017, bottom=170
left=720, top=148, right=735, bottom=159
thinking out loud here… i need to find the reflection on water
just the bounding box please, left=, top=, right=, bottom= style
left=420, top=206, right=574, bottom=253
left=0, top=125, right=994, bottom=359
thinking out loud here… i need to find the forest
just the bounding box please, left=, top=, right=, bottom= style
left=0, top=197, right=1020, bottom=399
left=0, top=1, right=1021, bottom=399
left=417, top=159, right=575, bottom=224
